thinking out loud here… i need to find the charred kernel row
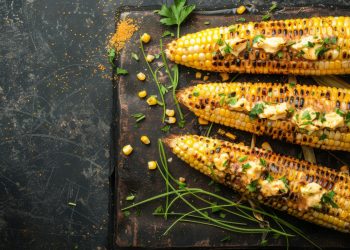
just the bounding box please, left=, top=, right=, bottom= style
left=166, top=135, right=350, bottom=232
left=177, top=82, right=350, bottom=151
left=166, top=16, right=350, bottom=75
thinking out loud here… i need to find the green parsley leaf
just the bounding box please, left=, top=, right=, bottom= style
left=336, top=108, right=345, bottom=116
left=193, top=90, right=200, bottom=97
left=247, top=180, right=258, bottom=192
left=306, top=41, right=315, bottom=48
left=321, top=191, right=338, bottom=208
left=219, top=95, right=226, bottom=106
left=153, top=205, right=164, bottom=214
left=260, top=239, right=268, bottom=246
left=238, top=155, right=248, bottom=162
left=160, top=84, right=169, bottom=95
left=157, top=0, right=196, bottom=27
left=178, top=119, right=186, bottom=128
left=301, top=110, right=311, bottom=120
left=277, top=51, right=283, bottom=59
left=279, top=176, right=289, bottom=189
left=126, top=194, right=135, bottom=201
left=223, top=160, right=229, bottom=168
left=237, top=17, right=246, bottom=22
left=262, top=14, right=271, bottom=21
left=108, top=48, right=116, bottom=65
left=249, top=103, right=265, bottom=119
left=124, top=210, right=131, bottom=217
left=216, top=38, right=224, bottom=46
left=204, top=21, right=210, bottom=25
left=260, top=158, right=267, bottom=167
left=220, top=236, right=232, bottom=242
left=161, top=125, right=171, bottom=133
left=319, top=134, right=327, bottom=140
left=266, top=173, right=274, bottom=182
left=319, top=112, right=326, bottom=123
left=116, top=67, right=128, bottom=75
left=211, top=202, right=221, bottom=213
left=315, top=46, right=329, bottom=58
left=131, top=113, right=146, bottom=123
left=161, top=30, right=175, bottom=37
left=131, top=52, right=139, bottom=61
left=286, top=41, right=296, bottom=47
left=227, top=97, right=238, bottom=106
left=154, top=53, right=161, bottom=59
left=223, top=42, right=233, bottom=54
left=269, top=2, right=278, bottom=12
left=229, top=26, right=237, bottom=33
left=296, top=50, right=305, bottom=58
left=289, top=82, right=296, bottom=88
left=242, top=163, right=252, bottom=172
left=253, top=35, right=265, bottom=44
left=219, top=212, right=226, bottom=218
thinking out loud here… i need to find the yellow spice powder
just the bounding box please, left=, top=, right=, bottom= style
left=109, top=18, right=139, bottom=52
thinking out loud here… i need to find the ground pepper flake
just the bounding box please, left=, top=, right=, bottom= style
left=109, top=18, right=139, bottom=53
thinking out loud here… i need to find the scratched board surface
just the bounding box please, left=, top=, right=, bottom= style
left=114, top=6, right=350, bottom=249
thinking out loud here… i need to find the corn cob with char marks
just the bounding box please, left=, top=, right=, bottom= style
left=165, top=135, right=350, bottom=232
left=166, top=16, right=350, bottom=75
left=177, top=82, right=350, bottom=151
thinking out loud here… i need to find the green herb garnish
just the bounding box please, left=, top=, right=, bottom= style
left=204, top=21, right=210, bottom=25
left=319, top=134, right=327, bottom=140
left=108, top=48, right=116, bottom=65
left=262, top=14, right=271, bottom=21
left=247, top=180, right=259, bottom=192
left=336, top=108, right=345, bottom=116
left=306, top=41, right=315, bottom=48
left=126, top=195, right=135, bottom=201
left=162, top=30, right=175, bottom=37
left=131, top=52, right=139, bottom=61
left=266, top=173, right=274, bottom=182
left=277, top=51, right=283, bottom=59
left=315, top=46, right=329, bottom=58
left=260, top=158, right=267, bottom=167
left=269, top=2, right=278, bottom=12
left=321, top=191, right=338, bottom=208
left=279, top=176, right=289, bottom=189
left=223, top=42, right=233, bottom=54
left=193, top=90, right=200, bottom=97
left=220, top=236, right=232, bottom=242
left=249, top=103, right=265, bottom=119
left=237, top=17, right=246, bottom=22
left=242, top=163, right=252, bottom=172
left=161, top=125, right=171, bottom=133
left=131, top=113, right=146, bottom=123
left=116, top=67, right=128, bottom=75
left=216, top=38, right=224, bottom=46
left=289, top=82, right=296, bottom=88
left=238, top=155, right=248, bottom=162
left=253, top=35, right=265, bottom=44
left=301, top=110, right=311, bottom=120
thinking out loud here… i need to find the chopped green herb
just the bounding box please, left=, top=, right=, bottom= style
left=296, top=50, right=305, bottom=58
left=223, top=160, right=229, bottom=168
left=288, top=107, right=295, bottom=115
left=211, top=202, right=221, bottom=213
left=178, top=119, right=186, bottom=128
left=131, top=52, right=139, bottom=61
left=253, top=34, right=265, bottom=44
left=319, top=134, right=327, bottom=140
left=266, top=173, right=274, bottom=182
left=289, top=82, right=296, bottom=88
left=323, top=37, right=338, bottom=45
left=237, top=17, right=246, bottom=22
left=116, top=67, right=128, bottom=75
left=262, top=14, right=271, bottom=21
left=315, top=46, right=329, bottom=58
left=229, top=26, right=236, bottom=33
left=154, top=53, right=161, bottom=59
left=336, top=108, right=345, bottom=116
left=247, top=180, right=258, bottom=192
left=178, top=182, right=186, bottom=189
left=246, top=40, right=251, bottom=52
left=277, top=51, right=283, bottom=59
left=123, top=210, right=131, bottom=217
left=220, top=236, right=232, bottom=242
left=301, top=110, right=311, bottom=120
left=126, top=195, right=135, bottom=201
left=301, top=121, right=313, bottom=126
left=318, top=112, right=326, bottom=123
left=306, top=41, right=315, bottom=48
left=223, top=42, right=233, bottom=54
left=161, top=125, right=171, bottom=133
left=279, top=176, right=289, bottom=189
left=153, top=205, right=164, bottom=214
left=249, top=103, right=265, bottom=119
left=260, top=158, right=267, bottom=167
left=219, top=213, right=226, bottom=219
left=238, top=155, right=248, bottom=162
left=321, top=191, right=338, bottom=208
left=242, top=163, right=252, bottom=172
left=268, top=91, right=273, bottom=97
left=208, top=180, right=214, bottom=186
left=161, top=30, right=175, bottom=37
left=219, top=95, right=226, bottom=106
left=193, top=90, right=200, bottom=97
left=269, top=2, right=278, bottom=12
left=204, top=21, right=210, bottom=25
left=260, top=239, right=268, bottom=246
left=216, top=38, right=224, bottom=46
left=227, top=96, right=238, bottom=106
left=131, top=113, right=146, bottom=123
left=108, top=48, right=116, bottom=65
left=286, top=41, right=296, bottom=47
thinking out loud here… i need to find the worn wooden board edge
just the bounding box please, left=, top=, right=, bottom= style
left=111, top=4, right=350, bottom=250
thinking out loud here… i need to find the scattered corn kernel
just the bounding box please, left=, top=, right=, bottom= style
left=137, top=72, right=146, bottom=81
left=138, top=90, right=147, bottom=98
left=220, top=72, right=230, bottom=81
left=146, top=54, right=155, bottom=62
left=166, top=109, right=175, bottom=117
left=148, top=161, right=157, bottom=170
left=179, top=177, right=186, bottom=183
left=340, top=165, right=349, bottom=174
left=236, top=5, right=246, bottom=15
left=217, top=128, right=226, bottom=135
left=141, top=33, right=151, bottom=43
left=122, top=145, right=133, bottom=156
left=166, top=117, right=177, bottom=124
left=198, top=117, right=209, bottom=125
left=140, top=135, right=150, bottom=145
left=225, top=132, right=237, bottom=140
left=195, top=72, right=202, bottom=79
left=262, top=142, right=273, bottom=151
left=146, top=96, right=158, bottom=106
left=203, top=75, right=209, bottom=81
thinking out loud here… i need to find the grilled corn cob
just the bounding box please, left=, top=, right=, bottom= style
left=177, top=82, right=350, bottom=151
left=166, top=16, right=350, bottom=75
left=165, top=135, right=350, bottom=232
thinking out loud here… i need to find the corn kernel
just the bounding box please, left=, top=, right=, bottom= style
left=166, top=117, right=177, bottom=124
left=166, top=109, right=175, bottom=117
left=122, top=145, right=133, bottom=156
left=203, top=75, right=209, bottom=81
left=198, top=117, right=209, bottom=125
left=195, top=72, right=202, bottom=79
left=220, top=72, right=230, bottom=81
left=179, top=177, right=186, bottom=183
left=262, top=142, right=273, bottom=151
left=217, top=128, right=226, bottom=135
left=137, top=72, right=146, bottom=81
left=148, top=161, right=157, bottom=170
left=340, top=165, right=349, bottom=174
left=146, top=54, right=155, bottom=62
left=236, top=5, right=246, bottom=15
left=146, top=96, right=158, bottom=106
left=138, top=90, right=147, bottom=98
left=141, top=33, right=151, bottom=43
left=225, top=132, right=237, bottom=140
left=140, top=135, right=150, bottom=145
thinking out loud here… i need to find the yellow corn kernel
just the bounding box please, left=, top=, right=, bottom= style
left=146, top=96, right=158, bottom=106
left=166, top=109, right=175, bottom=117
left=137, top=72, right=146, bottom=81
left=220, top=72, right=230, bottom=81
left=146, top=54, right=155, bottom=62
left=138, top=90, right=147, bottom=98
left=148, top=161, right=157, bottom=170
left=140, top=135, right=150, bottom=145
left=198, top=117, right=209, bottom=125
left=195, top=72, right=202, bottom=79
left=203, top=75, right=209, bottom=81
left=122, top=145, right=133, bottom=156
left=225, top=132, right=237, bottom=140
left=340, top=165, right=349, bottom=174
left=236, top=5, right=246, bottom=14
left=141, top=33, right=151, bottom=43
left=262, top=142, right=273, bottom=151
left=179, top=177, right=186, bottom=183
left=166, top=117, right=177, bottom=124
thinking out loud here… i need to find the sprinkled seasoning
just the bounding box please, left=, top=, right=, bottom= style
left=109, top=18, right=139, bottom=53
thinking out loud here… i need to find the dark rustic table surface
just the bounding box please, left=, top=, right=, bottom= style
left=1, top=0, right=350, bottom=249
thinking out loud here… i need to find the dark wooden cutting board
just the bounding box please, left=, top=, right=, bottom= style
left=113, top=6, right=350, bottom=249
